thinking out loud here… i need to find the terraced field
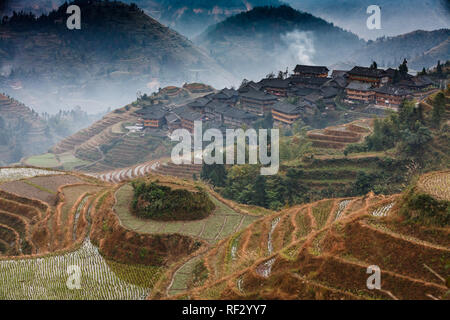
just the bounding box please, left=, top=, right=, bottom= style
left=91, top=159, right=164, bottom=184
left=90, top=156, right=202, bottom=184
left=2, top=165, right=447, bottom=300
left=307, top=119, right=373, bottom=150
left=114, top=183, right=258, bottom=243
left=24, top=153, right=90, bottom=171
left=0, top=167, right=166, bottom=300
left=0, top=240, right=157, bottom=300
left=0, top=168, right=62, bottom=182
left=149, top=173, right=450, bottom=300
left=281, top=156, right=408, bottom=200
left=150, top=161, right=202, bottom=180
left=0, top=167, right=105, bottom=256
left=417, top=170, right=450, bottom=201
left=51, top=107, right=137, bottom=155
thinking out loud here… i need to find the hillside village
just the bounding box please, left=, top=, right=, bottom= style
left=132, top=62, right=441, bottom=134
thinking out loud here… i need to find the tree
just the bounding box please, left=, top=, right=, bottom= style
left=436, top=60, right=443, bottom=77
left=398, top=59, right=408, bottom=78
left=200, top=151, right=227, bottom=187
left=353, top=171, right=374, bottom=195
left=431, top=92, right=446, bottom=128
left=251, top=175, right=267, bottom=207
left=399, top=124, right=432, bottom=157
left=418, top=67, right=427, bottom=76
left=370, top=61, right=378, bottom=69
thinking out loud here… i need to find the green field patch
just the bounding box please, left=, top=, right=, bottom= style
left=58, top=153, right=90, bottom=171
left=295, top=209, right=311, bottom=238
left=210, top=196, right=239, bottom=215
left=312, top=200, right=334, bottom=229
left=201, top=215, right=226, bottom=240
left=219, top=215, right=243, bottom=238
left=240, top=215, right=259, bottom=229
left=170, top=272, right=190, bottom=290
left=161, top=221, right=184, bottom=233
left=180, top=220, right=206, bottom=237
left=24, top=153, right=59, bottom=168
left=105, top=260, right=163, bottom=288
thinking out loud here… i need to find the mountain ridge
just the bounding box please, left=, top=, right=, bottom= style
left=0, top=0, right=236, bottom=114
left=195, top=5, right=364, bottom=81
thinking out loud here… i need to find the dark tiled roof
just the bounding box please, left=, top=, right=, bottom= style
left=324, top=76, right=348, bottom=88
left=412, top=76, right=434, bottom=87
left=205, top=100, right=229, bottom=111
left=239, top=81, right=263, bottom=93
left=348, top=66, right=386, bottom=78
left=294, top=65, right=329, bottom=74
left=384, top=68, right=397, bottom=78
left=173, top=106, right=202, bottom=122
left=259, top=78, right=291, bottom=89
left=288, top=76, right=329, bottom=86
left=212, top=88, right=239, bottom=100
left=239, top=89, right=278, bottom=101
left=374, top=85, right=413, bottom=96
left=331, top=70, right=348, bottom=78
left=215, top=105, right=258, bottom=121
left=346, top=81, right=373, bottom=91
left=289, top=87, right=318, bottom=96
left=320, top=86, right=340, bottom=98
left=165, top=112, right=180, bottom=123
left=272, top=101, right=302, bottom=115
left=304, top=93, right=324, bottom=103
left=135, top=106, right=167, bottom=120
left=187, top=97, right=211, bottom=108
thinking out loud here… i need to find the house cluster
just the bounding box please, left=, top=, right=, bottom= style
left=135, top=64, right=436, bottom=132
left=343, top=66, right=434, bottom=109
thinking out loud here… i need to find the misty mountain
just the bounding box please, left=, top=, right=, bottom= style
left=0, top=0, right=235, bottom=114
left=0, top=93, right=54, bottom=164
left=0, top=0, right=284, bottom=38
left=350, top=29, right=450, bottom=70
left=196, top=5, right=364, bottom=81
left=133, top=0, right=284, bottom=38
left=284, top=0, right=450, bottom=40
left=0, top=0, right=61, bottom=17
left=3, top=0, right=449, bottom=41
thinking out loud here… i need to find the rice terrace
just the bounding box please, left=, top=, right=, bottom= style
left=0, top=0, right=449, bottom=307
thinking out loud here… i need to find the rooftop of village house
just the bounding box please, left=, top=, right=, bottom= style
left=294, top=65, right=329, bottom=74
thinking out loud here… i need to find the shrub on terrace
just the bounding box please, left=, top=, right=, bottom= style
left=131, top=180, right=215, bottom=221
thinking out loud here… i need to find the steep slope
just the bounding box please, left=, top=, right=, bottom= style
left=0, top=94, right=54, bottom=165
left=0, top=167, right=169, bottom=299
left=195, top=5, right=364, bottom=80
left=350, top=29, right=450, bottom=69
left=0, top=1, right=235, bottom=113
left=152, top=171, right=450, bottom=300
left=134, top=0, right=284, bottom=38
left=285, top=0, right=450, bottom=40
left=409, top=38, right=450, bottom=70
